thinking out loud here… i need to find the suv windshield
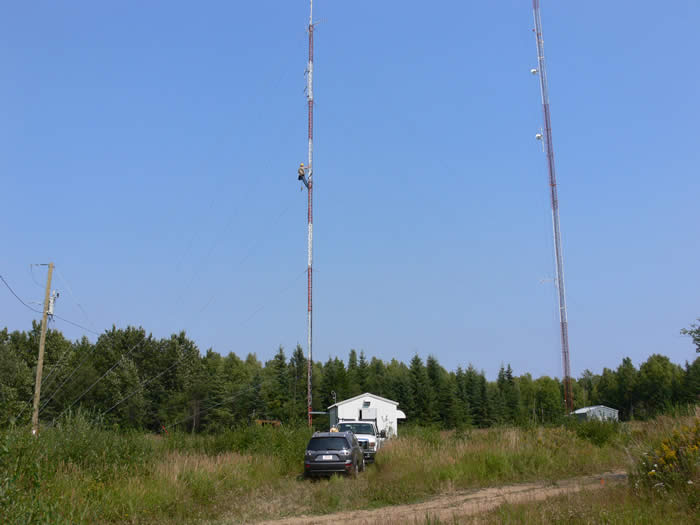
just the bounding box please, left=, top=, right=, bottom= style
left=338, top=423, right=375, bottom=435
left=307, top=437, right=349, bottom=451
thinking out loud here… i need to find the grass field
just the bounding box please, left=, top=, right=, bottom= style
left=470, top=483, right=698, bottom=525
left=1, top=414, right=697, bottom=524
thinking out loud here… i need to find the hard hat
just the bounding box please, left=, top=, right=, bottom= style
left=330, top=426, right=339, bottom=432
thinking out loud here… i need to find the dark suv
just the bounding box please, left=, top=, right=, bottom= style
left=303, top=431, right=364, bottom=477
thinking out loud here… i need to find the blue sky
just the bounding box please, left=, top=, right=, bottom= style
left=1, top=1, right=698, bottom=380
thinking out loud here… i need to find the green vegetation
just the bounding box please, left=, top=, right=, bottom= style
left=2, top=412, right=697, bottom=524
left=423, top=416, right=700, bottom=524
left=1, top=320, right=698, bottom=523
left=460, top=485, right=698, bottom=525
left=460, top=417, right=700, bottom=524
left=631, top=418, right=699, bottom=495
left=0, top=414, right=312, bottom=524
left=2, top=323, right=699, bottom=433
left=564, top=418, right=622, bottom=447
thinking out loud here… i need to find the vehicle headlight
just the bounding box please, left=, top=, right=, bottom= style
left=369, top=440, right=376, bottom=450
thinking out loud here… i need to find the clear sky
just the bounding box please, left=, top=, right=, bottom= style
left=1, top=1, right=698, bottom=380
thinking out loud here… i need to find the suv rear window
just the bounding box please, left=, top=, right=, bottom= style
left=307, top=437, right=349, bottom=451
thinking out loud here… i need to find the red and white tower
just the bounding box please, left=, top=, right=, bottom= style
left=297, top=0, right=315, bottom=427
left=532, top=0, right=573, bottom=414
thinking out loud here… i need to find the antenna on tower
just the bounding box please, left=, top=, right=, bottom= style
left=296, top=0, right=315, bottom=428
left=531, top=0, right=573, bottom=414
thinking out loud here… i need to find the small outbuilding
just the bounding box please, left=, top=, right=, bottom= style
left=328, top=392, right=406, bottom=438
left=571, top=405, right=619, bottom=422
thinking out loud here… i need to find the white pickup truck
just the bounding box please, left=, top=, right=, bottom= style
left=335, top=421, right=385, bottom=462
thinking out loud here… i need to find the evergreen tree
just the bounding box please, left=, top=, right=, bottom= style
left=365, top=357, right=386, bottom=396
left=504, top=365, right=521, bottom=423
left=346, top=349, right=362, bottom=397
left=454, top=367, right=472, bottom=427
left=463, top=365, right=486, bottom=426
left=262, top=346, right=288, bottom=420
left=288, top=345, right=307, bottom=421
left=616, top=357, right=638, bottom=420
left=357, top=350, right=369, bottom=393
left=385, top=359, right=413, bottom=418
left=682, top=357, right=700, bottom=404
left=409, top=355, right=438, bottom=422
left=1, top=320, right=697, bottom=431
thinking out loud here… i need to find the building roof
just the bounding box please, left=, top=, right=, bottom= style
left=327, top=392, right=400, bottom=409
left=572, top=405, right=618, bottom=414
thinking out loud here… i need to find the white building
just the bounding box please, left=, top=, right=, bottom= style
left=328, top=392, right=406, bottom=438
left=571, top=405, right=619, bottom=422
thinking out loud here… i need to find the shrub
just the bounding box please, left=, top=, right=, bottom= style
left=565, top=418, right=621, bottom=447
left=631, top=419, right=700, bottom=494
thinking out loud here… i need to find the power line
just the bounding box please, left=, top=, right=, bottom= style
left=38, top=344, right=97, bottom=415
left=102, top=269, right=305, bottom=422
left=102, top=355, right=188, bottom=416
left=37, top=320, right=73, bottom=392
left=1, top=272, right=101, bottom=335
left=29, top=264, right=45, bottom=290
left=49, top=333, right=148, bottom=420
left=239, top=267, right=308, bottom=327
left=14, top=339, right=67, bottom=421
left=193, top=204, right=297, bottom=317
left=161, top=381, right=267, bottom=432
left=52, top=314, right=101, bottom=337
left=55, top=267, right=99, bottom=334
left=0, top=274, right=42, bottom=314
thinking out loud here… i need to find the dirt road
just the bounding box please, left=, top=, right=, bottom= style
left=255, top=471, right=627, bottom=525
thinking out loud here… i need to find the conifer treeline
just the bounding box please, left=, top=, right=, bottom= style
left=1, top=323, right=698, bottom=432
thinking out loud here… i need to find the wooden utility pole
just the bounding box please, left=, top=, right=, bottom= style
left=31, top=262, right=54, bottom=435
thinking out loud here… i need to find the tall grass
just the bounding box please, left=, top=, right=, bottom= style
left=1, top=414, right=696, bottom=524
left=467, top=416, right=700, bottom=524
left=363, top=424, right=626, bottom=506
left=453, top=484, right=697, bottom=525
left=1, top=413, right=157, bottom=524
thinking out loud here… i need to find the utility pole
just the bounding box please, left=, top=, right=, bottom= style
left=31, top=262, right=54, bottom=435
left=297, top=0, right=315, bottom=428
left=531, top=0, right=573, bottom=414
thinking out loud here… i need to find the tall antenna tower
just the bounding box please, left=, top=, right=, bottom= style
left=531, top=0, right=573, bottom=414
left=297, top=0, right=315, bottom=427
